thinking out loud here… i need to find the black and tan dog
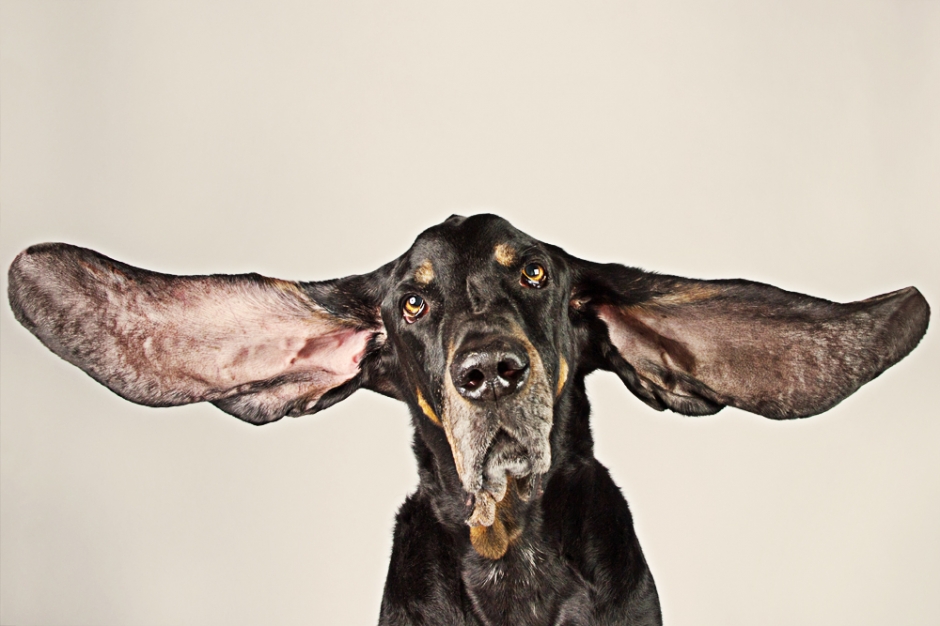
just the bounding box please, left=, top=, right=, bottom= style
left=8, top=214, right=929, bottom=625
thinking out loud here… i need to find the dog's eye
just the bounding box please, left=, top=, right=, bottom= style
left=402, top=294, right=428, bottom=323
left=521, top=263, right=547, bottom=288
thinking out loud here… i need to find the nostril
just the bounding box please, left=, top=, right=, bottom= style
left=497, top=360, right=526, bottom=383
left=452, top=339, right=530, bottom=401
left=463, top=369, right=485, bottom=390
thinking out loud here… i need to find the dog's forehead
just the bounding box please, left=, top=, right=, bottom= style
left=399, top=214, right=540, bottom=280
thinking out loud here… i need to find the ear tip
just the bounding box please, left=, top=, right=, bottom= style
left=8, top=243, right=110, bottom=338
left=8, top=242, right=71, bottom=296
left=878, top=286, right=930, bottom=364
left=9, top=243, right=82, bottom=279
left=897, top=285, right=930, bottom=328
left=12, top=242, right=79, bottom=265
left=7, top=245, right=53, bottom=325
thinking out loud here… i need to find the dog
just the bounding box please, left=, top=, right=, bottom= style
left=8, top=213, right=929, bottom=625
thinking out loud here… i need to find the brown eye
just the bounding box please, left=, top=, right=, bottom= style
left=521, top=262, right=547, bottom=288
left=402, top=294, right=428, bottom=323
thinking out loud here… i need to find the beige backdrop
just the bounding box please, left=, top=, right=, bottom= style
left=2, top=2, right=938, bottom=625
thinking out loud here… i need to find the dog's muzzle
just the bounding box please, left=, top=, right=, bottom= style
left=443, top=336, right=554, bottom=530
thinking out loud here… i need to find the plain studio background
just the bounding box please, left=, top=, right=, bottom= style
left=1, top=2, right=938, bottom=625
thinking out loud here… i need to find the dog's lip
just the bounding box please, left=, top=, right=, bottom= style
left=470, top=427, right=547, bottom=489
left=482, top=455, right=530, bottom=500
left=475, top=430, right=530, bottom=496
left=464, top=472, right=545, bottom=527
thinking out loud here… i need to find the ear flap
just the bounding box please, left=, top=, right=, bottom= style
left=8, top=243, right=390, bottom=425
left=575, top=262, right=929, bottom=419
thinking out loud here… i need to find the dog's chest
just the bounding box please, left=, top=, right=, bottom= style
left=462, top=541, right=592, bottom=625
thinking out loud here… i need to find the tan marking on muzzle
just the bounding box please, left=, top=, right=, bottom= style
left=494, top=243, right=517, bottom=267
left=415, top=388, right=441, bottom=426
left=414, top=260, right=434, bottom=285
left=556, top=356, right=568, bottom=398
left=441, top=350, right=470, bottom=485
left=469, top=479, right=522, bottom=560
left=469, top=524, right=507, bottom=560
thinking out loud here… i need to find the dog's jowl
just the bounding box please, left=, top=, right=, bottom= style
left=8, top=214, right=929, bottom=625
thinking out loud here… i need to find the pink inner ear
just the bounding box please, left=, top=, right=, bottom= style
left=211, top=323, right=378, bottom=422
left=131, top=278, right=379, bottom=410
left=8, top=243, right=383, bottom=423
left=285, top=325, right=372, bottom=381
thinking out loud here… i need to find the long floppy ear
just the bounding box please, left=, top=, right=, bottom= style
left=573, top=260, right=929, bottom=419
left=8, top=243, right=392, bottom=425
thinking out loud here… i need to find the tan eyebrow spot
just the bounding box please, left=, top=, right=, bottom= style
left=416, top=389, right=441, bottom=425
left=556, top=356, right=568, bottom=398
left=494, top=243, right=516, bottom=267
left=414, top=260, right=434, bottom=285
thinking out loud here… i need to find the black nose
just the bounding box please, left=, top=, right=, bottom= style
left=452, top=339, right=530, bottom=402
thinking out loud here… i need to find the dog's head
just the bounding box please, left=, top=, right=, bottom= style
left=8, top=214, right=929, bottom=559
left=375, top=216, right=575, bottom=556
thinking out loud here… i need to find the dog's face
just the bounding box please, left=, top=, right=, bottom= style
left=8, top=213, right=929, bottom=560
left=381, top=216, right=575, bottom=554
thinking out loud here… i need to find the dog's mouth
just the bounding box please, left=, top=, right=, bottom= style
left=465, top=474, right=544, bottom=527
left=465, top=429, right=547, bottom=528
left=457, top=428, right=549, bottom=560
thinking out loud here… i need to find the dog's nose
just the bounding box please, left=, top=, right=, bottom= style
left=452, top=339, right=530, bottom=402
